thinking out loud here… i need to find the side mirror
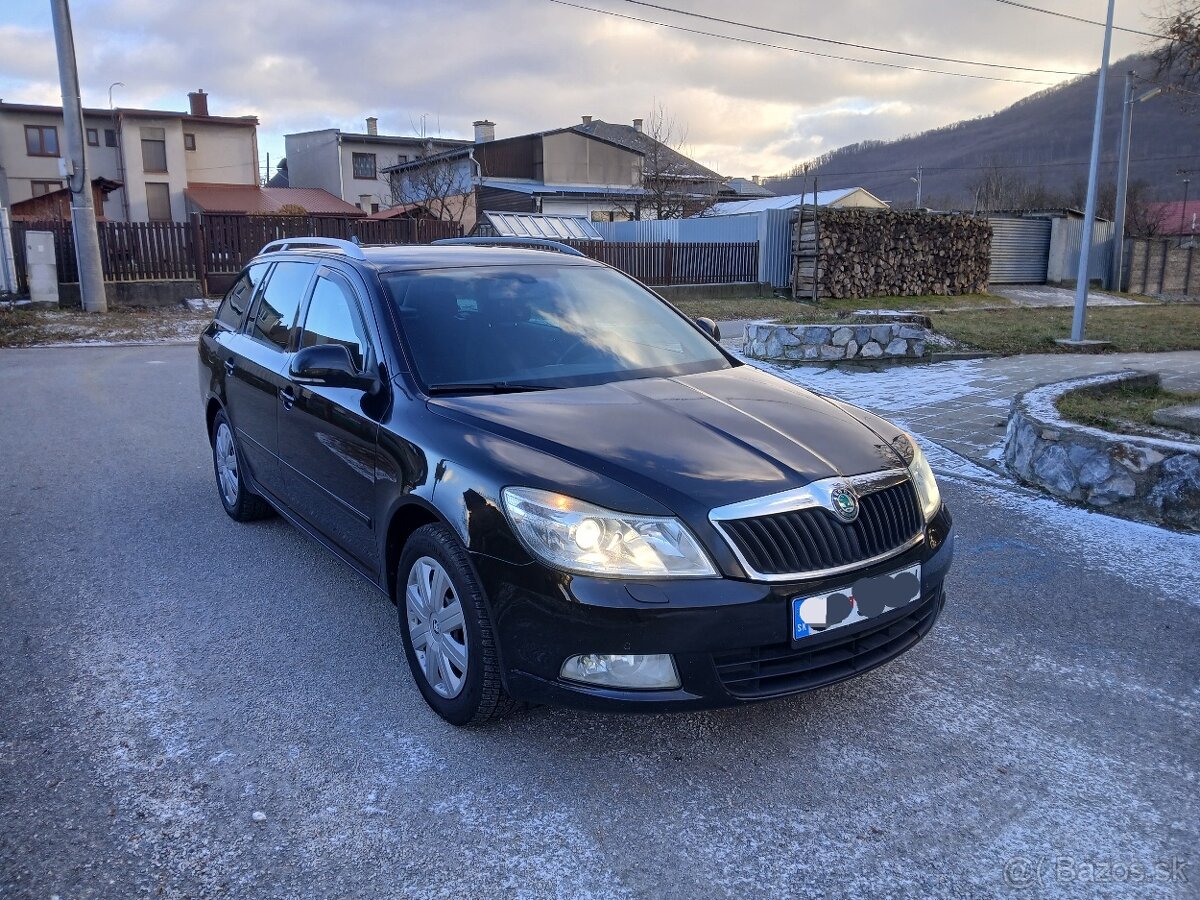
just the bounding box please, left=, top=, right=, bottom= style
left=694, top=316, right=722, bottom=341
left=290, top=344, right=379, bottom=393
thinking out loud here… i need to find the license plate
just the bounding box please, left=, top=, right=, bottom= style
left=792, top=563, right=922, bottom=642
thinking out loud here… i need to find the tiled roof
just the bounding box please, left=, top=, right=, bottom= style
left=184, top=183, right=364, bottom=216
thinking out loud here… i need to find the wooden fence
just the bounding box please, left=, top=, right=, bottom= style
left=8, top=221, right=756, bottom=295
left=565, top=240, right=758, bottom=286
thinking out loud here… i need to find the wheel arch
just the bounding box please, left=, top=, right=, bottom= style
left=383, top=499, right=447, bottom=602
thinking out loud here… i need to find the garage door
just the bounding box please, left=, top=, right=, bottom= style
left=988, top=218, right=1051, bottom=284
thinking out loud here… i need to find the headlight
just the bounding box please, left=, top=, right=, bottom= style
left=501, top=487, right=716, bottom=578
left=903, top=433, right=942, bottom=522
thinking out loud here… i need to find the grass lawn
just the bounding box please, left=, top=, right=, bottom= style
left=672, top=293, right=1008, bottom=323
left=1056, top=381, right=1200, bottom=435
left=929, top=303, right=1200, bottom=355
left=0, top=304, right=212, bottom=348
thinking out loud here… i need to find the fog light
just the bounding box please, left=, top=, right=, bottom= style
left=560, top=653, right=681, bottom=690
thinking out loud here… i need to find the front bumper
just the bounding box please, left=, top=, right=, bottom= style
left=475, top=507, right=955, bottom=712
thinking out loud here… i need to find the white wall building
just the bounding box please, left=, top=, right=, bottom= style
left=0, top=90, right=259, bottom=222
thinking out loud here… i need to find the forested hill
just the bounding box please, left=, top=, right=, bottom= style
left=766, top=54, right=1199, bottom=209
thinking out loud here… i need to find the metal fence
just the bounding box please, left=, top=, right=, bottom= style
left=988, top=217, right=1051, bottom=284
left=565, top=240, right=759, bottom=286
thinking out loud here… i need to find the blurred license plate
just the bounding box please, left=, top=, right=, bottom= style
left=792, top=563, right=921, bottom=642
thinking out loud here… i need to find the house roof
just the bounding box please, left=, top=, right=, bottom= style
left=1148, top=200, right=1200, bottom=235
left=704, top=188, right=872, bottom=216
left=0, top=99, right=257, bottom=126
left=720, top=177, right=775, bottom=198
left=184, top=183, right=363, bottom=216
left=480, top=177, right=647, bottom=197
left=266, top=159, right=289, bottom=188
left=571, top=120, right=722, bottom=181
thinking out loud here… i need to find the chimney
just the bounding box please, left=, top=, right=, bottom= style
left=581, top=115, right=592, bottom=125
left=632, top=118, right=643, bottom=133
left=359, top=194, right=372, bottom=211
left=473, top=119, right=495, bottom=143
left=365, top=116, right=378, bottom=136
left=188, top=89, right=209, bottom=117
left=751, top=175, right=760, bottom=185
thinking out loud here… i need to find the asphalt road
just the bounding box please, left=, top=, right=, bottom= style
left=1, top=345, right=1197, bottom=900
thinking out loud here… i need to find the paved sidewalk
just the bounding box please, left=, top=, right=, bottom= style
left=738, top=350, right=1200, bottom=472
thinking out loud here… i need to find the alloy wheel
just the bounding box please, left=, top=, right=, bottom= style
left=214, top=422, right=239, bottom=506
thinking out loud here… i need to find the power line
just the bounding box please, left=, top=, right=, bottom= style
left=545, top=0, right=1059, bottom=85
left=775, top=152, right=1200, bottom=181
left=614, top=0, right=1086, bottom=75
left=989, top=0, right=1159, bottom=38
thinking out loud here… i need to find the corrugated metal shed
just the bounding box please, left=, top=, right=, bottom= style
left=988, top=218, right=1052, bottom=284
left=484, top=211, right=604, bottom=240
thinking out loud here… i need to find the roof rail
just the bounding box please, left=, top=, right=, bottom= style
left=431, top=236, right=586, bottom=258
left=259, top=237, right=367, bottom=260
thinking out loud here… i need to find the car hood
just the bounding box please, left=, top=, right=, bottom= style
left=426, top=365, right=907, bottom=519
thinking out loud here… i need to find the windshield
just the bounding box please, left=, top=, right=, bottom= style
left=381, top=264, right=732, bottom=391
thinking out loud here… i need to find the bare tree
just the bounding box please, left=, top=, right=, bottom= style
left=611, top=104, right=715, bottom=220
left=966, top=164, right=1062, bottom=212
left=1153, top=3, right=1200, bottom=99
left=384, top=141, right=473, bottom=228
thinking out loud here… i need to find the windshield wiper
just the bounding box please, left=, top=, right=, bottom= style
left=426, top=382, right=557, bottom=395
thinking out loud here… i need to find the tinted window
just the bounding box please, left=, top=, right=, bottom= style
left=300, top=273, right=370, bottom=371
left=381, top=265, right=730, bottom=390
left=215, top=263, right=267, bottom=330
left=251, top=261, right=314, bottom=350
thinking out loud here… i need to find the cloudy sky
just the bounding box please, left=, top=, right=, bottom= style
left=1, top=0, right=1160, bottom=181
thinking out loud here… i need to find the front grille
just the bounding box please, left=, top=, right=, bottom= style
left=717, top=480, right=923, bottom=577
left=713, top=590, right=942, bottom=698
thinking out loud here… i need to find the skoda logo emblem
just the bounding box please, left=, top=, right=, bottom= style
left=829, top=485, right=859, bottom=523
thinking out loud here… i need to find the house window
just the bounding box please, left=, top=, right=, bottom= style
left=184, top=133, right=196, bottom=151
left=104, top=128, right=117, bottom=148
left=31, top=180, right=64, bottom=197
left=396, top=155, right=408, bottom=164
left=141, top=127, right=167, bottom=173
left=86, top=128, right=99, bottom=147
left=352, top=152, right=376, bottom=180
left=145, top=182, right=172, bottom=221
left=24, top=124, right=59, bottom=157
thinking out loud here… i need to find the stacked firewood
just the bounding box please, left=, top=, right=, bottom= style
left=793, top=208, right=991, bottom=299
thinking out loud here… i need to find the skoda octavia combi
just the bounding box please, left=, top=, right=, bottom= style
left=199, top=237, right=954, bottom=725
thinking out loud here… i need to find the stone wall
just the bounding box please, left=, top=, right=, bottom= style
left=743, top=321, right=930, bottom=362
left=1004, top=371, right=1200, bottom=531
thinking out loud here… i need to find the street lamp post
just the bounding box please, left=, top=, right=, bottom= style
left=1067, top=0, right=1116, bottom=345
left=1110, top=74, right=1161, bottom=292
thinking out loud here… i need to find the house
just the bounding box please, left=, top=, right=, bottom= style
left=703, top=187, right=888, bottom=217
left=0, top=90, right=259, bottom=222
left=382, top=117, right=724, bottom=229
left=283, top=119, right=470, bottom=214
left=1147, top=200, right=1200, bottom=238
left=183, top=183, right=363, bottom=217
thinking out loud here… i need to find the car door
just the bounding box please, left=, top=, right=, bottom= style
left=224, top=259, right=317, bottom=500
left=278, top=266, right=384, bottom=568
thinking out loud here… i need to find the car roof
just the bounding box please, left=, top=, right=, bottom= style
left=254, top=244, right=604, bottom=273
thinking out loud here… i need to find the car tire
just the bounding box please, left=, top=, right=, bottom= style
left=210, top=409, right=274, bottom=522
left=397, top=523, right=519, bottom=726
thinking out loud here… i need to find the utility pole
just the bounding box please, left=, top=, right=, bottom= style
left=1111, top=75, right=1163, bottom=292
left=1180, top=171, right=1192, bottom=244
left=50, top=0, right=107, bottom=312
left=913, top=167, right=923, bottom=209
left=1067, top=0, right=1115, bottom=345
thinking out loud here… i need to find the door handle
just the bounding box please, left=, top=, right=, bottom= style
left=223, top=358, right=235, bottom=376
left=280, top=387, right=296, bottom=410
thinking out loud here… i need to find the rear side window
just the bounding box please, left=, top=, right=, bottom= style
left=215, top=263, right=267, bottom=330
left=300, top=272, right=371, bottom=371
left=251, top=261, right=315, bottom=350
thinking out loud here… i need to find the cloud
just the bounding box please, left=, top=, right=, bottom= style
left=2, top=0, right=1155, bottom=179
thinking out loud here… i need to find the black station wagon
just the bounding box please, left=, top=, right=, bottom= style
left=199, top=236, right=954, bottom=725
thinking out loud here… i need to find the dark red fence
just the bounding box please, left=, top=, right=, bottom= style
left=10, top=214, right=464, bottom=295
left=565, top=240, right=758, bottom=286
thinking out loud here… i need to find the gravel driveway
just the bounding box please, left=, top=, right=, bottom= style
left=1, top=346, right=1197, bottom=899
